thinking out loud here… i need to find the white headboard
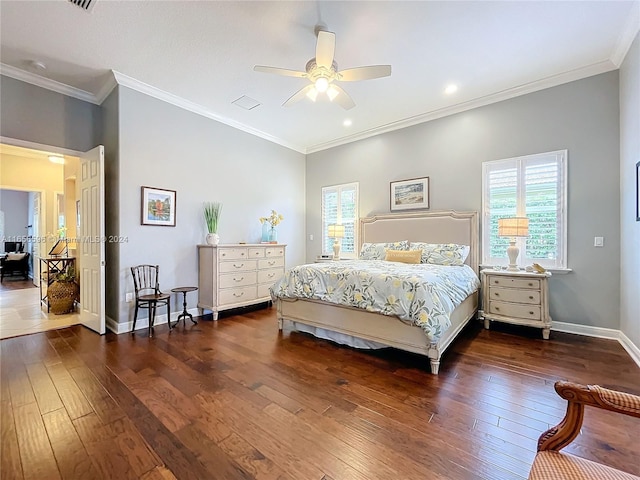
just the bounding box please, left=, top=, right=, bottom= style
left=359, top=210, right=479, bottom=274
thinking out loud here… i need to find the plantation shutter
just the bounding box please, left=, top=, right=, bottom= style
left=482, top=151, right=566, bottom=269
left=321, top=183, right=359, bottom=258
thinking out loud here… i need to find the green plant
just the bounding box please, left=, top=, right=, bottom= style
left=203, top=202, right=223, bottom=233
left=54, top=265, right=76, bottom=283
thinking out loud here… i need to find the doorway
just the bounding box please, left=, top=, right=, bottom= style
left=0, top=143, right=81, bottom=339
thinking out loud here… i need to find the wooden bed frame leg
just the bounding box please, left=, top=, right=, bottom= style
left=430, top=359, right=440, bottom=375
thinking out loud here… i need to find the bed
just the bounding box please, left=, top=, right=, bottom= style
left=273, top=210, right=479, bottom=374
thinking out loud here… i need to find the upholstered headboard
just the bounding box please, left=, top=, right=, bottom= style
left=359, top=210, right=479, bottom=274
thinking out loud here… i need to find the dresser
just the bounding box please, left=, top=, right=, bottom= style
left=479, top=269, right=552, bottom=339
left=198, top=244, right=286, bottom=320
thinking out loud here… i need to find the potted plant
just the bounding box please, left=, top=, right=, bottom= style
left=204, top=202, right=223, bottom=245
left=47, top=265, right=79, bottom=314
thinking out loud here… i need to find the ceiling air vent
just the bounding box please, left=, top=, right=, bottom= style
left=68, top=0, right=96, bottom=12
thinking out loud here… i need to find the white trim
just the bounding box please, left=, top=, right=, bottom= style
left=619, top=331, right=640, bottom=369
left=107, top=307, right=201, bottom=334
left=0, top=63, right=99, bottom=105
left=306, top=61, right=617, bottom=153
left=610, top=2, right=640, bottom=67
left=111, top=71, right=305, bottom=154
left=0, top=136, right=83, bottom=157
left=94, top=74, right=118, bottom=105
left=553, top=322, right=640, bottom=369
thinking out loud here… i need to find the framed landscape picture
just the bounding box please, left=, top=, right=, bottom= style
left=141, top=186, right=176, bottom=226
left=390, top=177, right=430, bottom=211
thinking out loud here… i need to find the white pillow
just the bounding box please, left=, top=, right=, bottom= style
left=7, top=253, right=27, bottom=261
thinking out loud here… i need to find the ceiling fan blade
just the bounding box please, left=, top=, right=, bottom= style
left=338, top=65, right=392, bottom=81
left=315, top=31, right=336, bottom=69
left=254, top=65, right=307, bottom=78
left=283, top=84, right=316, bottom=107
left=329, top=84, right=355, bottom=110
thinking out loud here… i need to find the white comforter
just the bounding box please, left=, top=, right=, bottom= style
left=270, top=260, right=480, bottom=342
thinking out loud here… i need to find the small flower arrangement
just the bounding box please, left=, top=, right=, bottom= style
left=259, top=210, right=284, bottom=228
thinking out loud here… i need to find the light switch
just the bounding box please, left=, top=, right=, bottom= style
left=125, top=293, right=133, bottom=302
left=594, top=236, right=604, bottom=247
left=309, top=234, right=313, bottom=241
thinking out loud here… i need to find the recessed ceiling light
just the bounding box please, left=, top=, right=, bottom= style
left=48, top=155, right=65, bottom=164
left=444, top=84, right=458, bottom=95
left=343, top=119, right=352, bottom=127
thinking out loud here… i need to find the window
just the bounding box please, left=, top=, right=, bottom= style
left=482, top=150, right=567, bottom=269
left=321, top=182, right=359, bottom=258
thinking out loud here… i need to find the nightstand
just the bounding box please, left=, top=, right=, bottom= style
left=479, top=269, right=552, bottom=339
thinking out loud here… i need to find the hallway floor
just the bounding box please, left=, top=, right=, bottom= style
left=0, top=283, right=79, bottom=339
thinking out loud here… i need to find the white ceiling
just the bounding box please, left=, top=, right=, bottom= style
left=1, top=1, right=638, bottom=154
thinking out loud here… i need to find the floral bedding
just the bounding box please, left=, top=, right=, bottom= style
left=270, top=260, right=480, bottom=342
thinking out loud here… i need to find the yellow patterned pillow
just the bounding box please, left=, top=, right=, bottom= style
left=384, top=249, right=422, bottom=264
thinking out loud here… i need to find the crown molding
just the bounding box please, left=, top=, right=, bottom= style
left=111, top=71, right=305, bottom=154
left=306, top=60, right=618, bottom=154
left=95, top=73, right=118, bottom=104
left=0, top=63, right=100, bottom=105
left=610, top=2, right=640, bottom=67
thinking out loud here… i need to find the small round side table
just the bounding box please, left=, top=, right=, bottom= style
left=170, top=286, right=198, bottom=330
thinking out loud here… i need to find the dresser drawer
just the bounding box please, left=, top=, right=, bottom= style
left=218, top=248, right=248, bottom=261
left=219, top=259, right=257, bottom=273
left=259, top=257, right=284, bottom=269
left=258, top=268, right=283, bottom=284
left=219, top=272, right=257, bottom=288
left=248, top=248, right=265, bottom=258
left=489, top=301, right=541, bottom=320
left=257, top=283, right=273, bottom=298
left=265, top=247, right=285, bottom=257
left=489, top=287, right=540, bottom=305
left=487, top=276, right=540, bottom=290
left=219, top=286, right=257, bottom=305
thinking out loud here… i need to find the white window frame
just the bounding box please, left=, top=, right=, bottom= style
left=321, top=182, right=359, bottom=259
left=481, top=150, right=568, bottom=270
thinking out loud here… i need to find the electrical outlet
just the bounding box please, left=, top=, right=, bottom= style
left=594, top=236, right=604, bottom=247
left=125, top=293, right=133, bottom=302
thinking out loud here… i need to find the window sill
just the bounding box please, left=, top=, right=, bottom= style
left=480, top=265, right=572, bottom=275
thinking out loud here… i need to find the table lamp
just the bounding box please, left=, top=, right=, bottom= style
left=498, top=217, right=529, bottom=272
left=327, top=224, right=345, bottom=260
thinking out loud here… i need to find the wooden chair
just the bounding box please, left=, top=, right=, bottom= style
left=130, top=265, right=170, bottom=337
left=529, top=381, right=640, bottom=480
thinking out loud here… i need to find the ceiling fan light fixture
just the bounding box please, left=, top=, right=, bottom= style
left=315, top=77, right=329, bottom=93
left=327, top=85, right=340, bottom=101
left=306, top=87, right=319, bottom=102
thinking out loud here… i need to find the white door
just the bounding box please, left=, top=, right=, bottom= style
left=32, top=192, right=41, bottom=287
left=79, top=146, right=105, bottom=334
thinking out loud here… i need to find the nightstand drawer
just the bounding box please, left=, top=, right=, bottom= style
left=489, top=287, right=540, bottom=305
left=487, top=276, right=540, bottom=289
left=489, top=301, right=541, bottom=320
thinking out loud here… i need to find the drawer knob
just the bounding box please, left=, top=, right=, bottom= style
left=268, top=261, right=275, bottom=266
left=529, top=296, right=534, bottom=299
left=234, top=264, right=244, bottom=268
left=494, top=280, right=499, bottom=284
left=529, top=311, right=534, bottom=315
left=233, top=277, right=244, bottom=282
left=233, top=292, right=244, bottom=298
left=268, top=273, right=275, bottom=278
left=222, top=253, right=226, bottom=257
left=528, top=283, right=533, bottom=286
left=241, top=253, right=245, bottom=256
left=495, top=307, right=500, bottom=311
left=494, top=292, right=499, bottom=296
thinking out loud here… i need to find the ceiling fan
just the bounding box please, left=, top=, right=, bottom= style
left=254, top=28, right=391, bottom=110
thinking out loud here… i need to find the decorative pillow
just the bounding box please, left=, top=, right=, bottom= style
left=409, top=242, right=470, bottom=266
left=359, top=241, right=409, bottom=260
left=384, top=249, right=422, bottom=264
left=7, top=253, right=27, bottom=261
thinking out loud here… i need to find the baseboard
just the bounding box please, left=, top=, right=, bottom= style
left=553, top=321, right=640, bottom=369
left=619, top=331, right=640, bottom=369
left=108, top=308, right=200, bottom=335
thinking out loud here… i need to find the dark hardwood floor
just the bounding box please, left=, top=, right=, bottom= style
left=1, top=307, right=639, bottom=480
left=0, top=278, right=36, bottom=291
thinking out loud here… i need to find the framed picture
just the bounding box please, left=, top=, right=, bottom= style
left=390, top=177, right=430, bottom=211
left=141, top=186, right=176, bottom=226
left=636, top=161, right=640, bottom=222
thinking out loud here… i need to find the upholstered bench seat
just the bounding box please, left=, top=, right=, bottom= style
left=529, top=451, right=639, bottom=480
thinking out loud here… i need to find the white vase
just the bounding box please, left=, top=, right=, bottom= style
left=205, top=233, right=219, bottom=245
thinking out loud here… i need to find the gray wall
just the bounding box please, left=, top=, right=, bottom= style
left=306, top=72, right=621, bottom=330
left=112, top=86, right=306, bottom=324
left=620, top=32, right=640, bottom=349
left=0, top=189, right=29, bottom=243
left=0, top=75, right=101, bottom=152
